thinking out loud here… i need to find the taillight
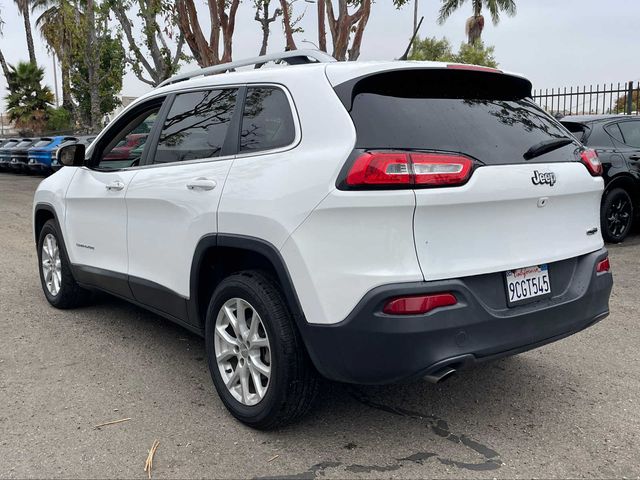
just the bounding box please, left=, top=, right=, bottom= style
left=580, top=148, right=603, bottom=176
left=383, top=293, right=457, bottom=315
left=345, top=151, right=473, bottom=188
left=596, top=257, right=610, bottom=273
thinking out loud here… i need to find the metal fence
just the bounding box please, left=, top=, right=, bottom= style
left=532, top=80, right=640, bottom=117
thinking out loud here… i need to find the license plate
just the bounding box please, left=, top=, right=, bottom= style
left=505, top=265, right=551, bottom=306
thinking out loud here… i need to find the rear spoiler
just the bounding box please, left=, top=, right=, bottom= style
left=331, top=65, right=532, bottom=111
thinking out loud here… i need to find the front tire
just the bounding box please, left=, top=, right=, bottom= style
left=205, top=271, right=318, bottom=430
left=601, top=188, right=634, bottom=243
left=37, top=219, right=92, bottom=308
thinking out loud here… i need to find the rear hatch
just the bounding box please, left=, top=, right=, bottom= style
left=333, top=66, right=604, bottom=281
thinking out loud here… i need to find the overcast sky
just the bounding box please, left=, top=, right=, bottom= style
left=0, top=0, right=638, bottom=105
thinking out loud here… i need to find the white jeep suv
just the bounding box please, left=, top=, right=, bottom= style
left=33, top=51, right=613, bottom=429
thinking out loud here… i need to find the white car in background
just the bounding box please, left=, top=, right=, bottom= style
left=33, top=50, right=613, bottom=429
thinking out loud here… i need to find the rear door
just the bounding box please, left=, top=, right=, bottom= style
left=609, top=120, right=640, bottom=177
left=125, top=88, right=240, bottom=321
left=343, top=67, right=604, bottom=281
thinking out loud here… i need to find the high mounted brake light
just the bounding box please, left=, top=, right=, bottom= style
left=579, top=148, right=603, bottom=176
left=345, top=152, right=474, bottom=188
left=446, top=64, right=503, bottom=74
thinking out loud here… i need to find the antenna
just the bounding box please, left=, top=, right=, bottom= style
left=399, top=16, right=424, bottom=61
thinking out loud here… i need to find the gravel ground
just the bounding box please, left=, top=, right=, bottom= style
left=2, top=173, right=640, bottom=479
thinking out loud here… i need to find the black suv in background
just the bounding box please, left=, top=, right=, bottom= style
left=561, top=115, right=640, bottom=242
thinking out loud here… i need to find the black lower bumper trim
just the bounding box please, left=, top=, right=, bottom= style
left=299, top=248, right=613, bottom=385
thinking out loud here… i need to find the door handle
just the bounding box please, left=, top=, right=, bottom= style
left=105, top=180, right=125, bottom=191
left=186, top=178, right=217, bottom=191
left=629, top=154, right=640, bottom=160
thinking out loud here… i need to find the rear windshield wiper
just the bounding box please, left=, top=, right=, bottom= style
left=523, top=138, right=574, bottom=160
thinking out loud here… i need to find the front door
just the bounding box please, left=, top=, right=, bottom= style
left=64, top=101, right=163, bottom=296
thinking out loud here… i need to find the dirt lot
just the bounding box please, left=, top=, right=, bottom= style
left=2, top=173, right=640, bottom=479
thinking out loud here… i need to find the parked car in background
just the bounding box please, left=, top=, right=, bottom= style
left=562, top=115, right=640, bottom=242
left=28, top=136, right=79, bottom=175
left=50, top=136, right=96, bottom=173
left=0, top=138, right=20, bottom=172
left=6, top=138, right=34, bottom=173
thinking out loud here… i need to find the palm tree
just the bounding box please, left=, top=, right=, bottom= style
left=14, top=0, right=37, bottom=64
left=5, top=61, right=54, bottom=134
left=32, top=0, right=78, bottom=111
left=437, top=0, right=516, bottom=45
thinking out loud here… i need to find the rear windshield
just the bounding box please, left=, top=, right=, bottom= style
left=1, top=141, right=19, bottom=149
left=14, top=141, right=33, bottom=149
left=343, top=70, right=575, bottom=165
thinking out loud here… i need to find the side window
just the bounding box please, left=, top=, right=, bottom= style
left=97, top=107, right=159, bottom=170
left=605, top=123, right=624, bottom=143
left=240, top=87, right=295, bottom=153
left=618, top=121, right=640, bottom=148
left=154, top=89, right=237, bottom=164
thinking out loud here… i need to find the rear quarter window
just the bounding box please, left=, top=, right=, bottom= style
left=240, top=87, right=295, bottom=153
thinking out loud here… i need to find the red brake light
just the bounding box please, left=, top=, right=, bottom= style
left=580, top=148, right=603, bottom=176
left=596, top=257, right=610, bottom=273
left=383, top=293, right=457, bottom=315
left=346, top=152, right=473, bottom=188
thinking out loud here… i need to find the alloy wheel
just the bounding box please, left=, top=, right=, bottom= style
left=41, top=233, right=62, bottom=296
left=214, top=297, right=271, bottom=406
left=607, top=196, right=632, bottom=238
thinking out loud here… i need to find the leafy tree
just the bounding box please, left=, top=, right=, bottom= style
left=5, top=61, right=54, bottom=134
left=438, top=0, right=516, bottom=45
left=408, top=36, right=455, bottom=62
left=46, top=106, right=73, bottom=131
left=613, top=90, right=640, bottom=114
left=409, top=36, right=498, bottom=68
left=455, top=41, right=497, bottom=67
left=14, top=0, right=38, bottom=64
left=70, top=32, right=125, bottom=130
left=108, top=0, right=186, bottom=86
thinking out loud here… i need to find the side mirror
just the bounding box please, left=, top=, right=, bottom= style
left=57, top=143, right=86, bottom=167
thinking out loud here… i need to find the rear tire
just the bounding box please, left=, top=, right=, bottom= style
left=205, top=271, right=318, bottom=430
left=601, top=188, right=634, bottom=243
left=37, top=219, right=92, bottom=308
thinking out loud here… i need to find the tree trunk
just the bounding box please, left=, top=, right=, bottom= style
left=22, top=7, right=37, bottom=65
left=279, top=0, right=297, bottom=50
left=465, top=14, right=484, bottom=44
left=317, top=0, right=326, bottom=52
left=0, top=48, right=12, bottom=86
left=347, top=0, right=371, bottom=60
left=86, top=0, right=101, bottom=132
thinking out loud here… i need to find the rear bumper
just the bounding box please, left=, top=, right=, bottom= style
left=300, top=248, right=612, bottom=384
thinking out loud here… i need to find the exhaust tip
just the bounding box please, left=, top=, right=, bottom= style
left=423, top=366, right=457, bottom=384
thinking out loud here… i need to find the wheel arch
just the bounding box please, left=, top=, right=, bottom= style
left=34, top=203, right=60, bottom=244
left=188, top=234, right=307, bottom=331
left=605, top=174, right=638, bottom=206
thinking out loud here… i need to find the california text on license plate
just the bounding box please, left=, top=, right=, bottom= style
left=505, top=265, right=551, bottom=306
